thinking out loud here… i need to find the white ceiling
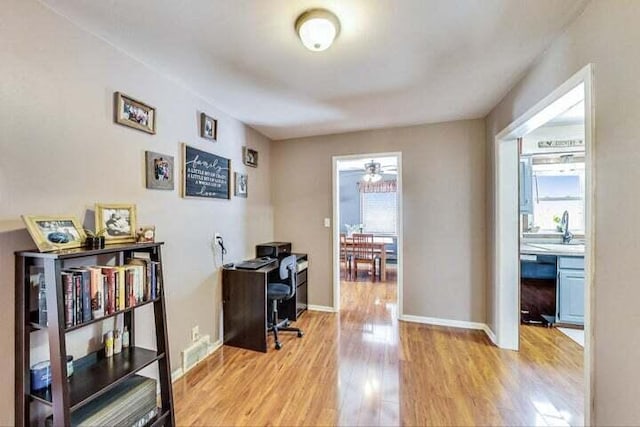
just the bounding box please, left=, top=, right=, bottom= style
left=40, top=0, right=588, bottom=140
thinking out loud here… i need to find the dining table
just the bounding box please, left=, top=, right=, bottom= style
left=343, top=236, right=394, bottom=281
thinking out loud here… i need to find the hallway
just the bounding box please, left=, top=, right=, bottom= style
left=174, top=276, right=583, bottom=426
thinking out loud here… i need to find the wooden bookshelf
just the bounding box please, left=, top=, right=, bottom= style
left=15, top=242, right=174, bottom=426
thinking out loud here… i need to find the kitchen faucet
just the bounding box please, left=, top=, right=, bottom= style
left=560, top=210, right=573, bottom=244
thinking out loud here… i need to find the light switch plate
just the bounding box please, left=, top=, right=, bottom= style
left=324, top=218, right=331, bottom=228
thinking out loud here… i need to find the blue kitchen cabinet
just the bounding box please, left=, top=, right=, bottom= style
left=520, top=158, right=533, bottom=214
left=557, top=257, right=585, bottom=325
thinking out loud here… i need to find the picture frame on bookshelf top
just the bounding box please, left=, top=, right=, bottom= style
left=95, top=203, right=137, bottom=244
left=21, top=215, right=86, bottom=252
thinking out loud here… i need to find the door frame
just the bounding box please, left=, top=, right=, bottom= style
left=493, top=64, right=595, bottom=424
left=331, top=152, right=403, bottom=316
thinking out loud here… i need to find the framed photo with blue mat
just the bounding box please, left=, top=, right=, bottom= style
left=21, top=215, right=86, bottom=252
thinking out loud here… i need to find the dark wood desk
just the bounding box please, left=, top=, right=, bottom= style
left=222, top=254, right=308, bottom=353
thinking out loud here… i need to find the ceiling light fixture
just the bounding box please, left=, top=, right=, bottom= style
left=295, top=9, right=340, bottom=52
left=362, top=160, right=382, bottom=183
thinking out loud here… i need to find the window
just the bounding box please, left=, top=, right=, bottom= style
left=360, top=191, right=397, bottom=234
left=532, top=164, right=585, bottom=232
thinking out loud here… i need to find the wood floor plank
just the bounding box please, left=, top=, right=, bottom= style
left=174, top=269, right=583, bottom=426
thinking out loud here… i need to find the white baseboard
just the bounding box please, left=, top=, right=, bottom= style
left=483, top=325, right=498, bottom=345
left=400, top=315, right=497, bottom=344
left=400, top=314, right=486, bottom=330
left=307, top=305, right=337, bottom=313
left=171, top=339, right=223, bottom=382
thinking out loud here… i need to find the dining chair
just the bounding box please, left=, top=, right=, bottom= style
left=351, top=233, right=378, bottom=281
left=339, top=233, right=353, bottom=279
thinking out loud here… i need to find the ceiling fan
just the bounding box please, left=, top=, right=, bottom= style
left=362, top=160, right=397, bottom=182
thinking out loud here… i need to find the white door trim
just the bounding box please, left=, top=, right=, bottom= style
left=493, top=64, right=595, bottom=425
left=331, top=152, right=403, bottom=318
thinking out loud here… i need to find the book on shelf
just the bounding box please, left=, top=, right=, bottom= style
left=67, top=268, right=92, bottom=323
left=73, top=273, right=82, bottom=324
left=100, top=266, right=118, bottom=316
left=88, top=267, right=104, bottom=319
left=61, top=271, right=74, bottom=327
left=117, top=266, right=126, bottom=311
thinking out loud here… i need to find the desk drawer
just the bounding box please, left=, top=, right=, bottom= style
left=297, top=269, right=307, bottom=284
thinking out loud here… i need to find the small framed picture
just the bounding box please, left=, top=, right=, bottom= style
left=243, top=147, right=258, bottom=168
left=95, top=203, right=137, bottom=244
left=200, top=112, right=217, bottom=141
left=234, top=172, right=248, bottom=198
left=145, top=151, right=174, bottom=190
left=114, top=92, right=156, bottom=134
left=21, top=215, right=87, bottom=252
left=136, top=225, right=156, bottom=243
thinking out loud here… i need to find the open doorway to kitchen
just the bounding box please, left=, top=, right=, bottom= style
left=494, top=65, right=594, bottom=425
left=332, top=153, right=403, bottom=321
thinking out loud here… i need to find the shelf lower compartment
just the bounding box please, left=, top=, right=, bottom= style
left=30, top=347, right=164, bottom=411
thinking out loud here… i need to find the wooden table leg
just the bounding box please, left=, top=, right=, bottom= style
left=381, top=245, right=387, bottom=281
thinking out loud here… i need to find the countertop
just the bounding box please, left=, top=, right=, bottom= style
left=520, top=242, right=585, bottom=256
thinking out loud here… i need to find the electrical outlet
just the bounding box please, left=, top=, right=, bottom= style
left=191, top=325, right=199, bottom=342
left=214, top=232, right=221, bottom=240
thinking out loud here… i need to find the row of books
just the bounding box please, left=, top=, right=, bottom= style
left=63, top=257, right=162, bottom=328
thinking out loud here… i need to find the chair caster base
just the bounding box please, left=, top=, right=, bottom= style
left=275, top=342, right=282, bottom=350
left=297, top=331, right=304, bottom=338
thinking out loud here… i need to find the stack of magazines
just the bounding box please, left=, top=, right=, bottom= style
left=46, top=375, right=158, bottom=426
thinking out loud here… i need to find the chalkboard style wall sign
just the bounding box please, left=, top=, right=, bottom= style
left=182, top=144, right=230, bottom=200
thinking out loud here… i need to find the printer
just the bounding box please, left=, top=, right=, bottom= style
left=256, top=242, right=292, bottom=260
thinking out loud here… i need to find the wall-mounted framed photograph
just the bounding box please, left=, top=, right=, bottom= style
left=21, top=215, right=87, bottom=252
left=114, top=92, right=156, bottom=134
left=243, top=146, right=258, bottom=168
left=200, top=112, right=217, bottom=141
left=145, top=151, right=174, bottom=190
left=234, top=172, right=248, bottom=198
left=95, top=203, right=137, bottom=244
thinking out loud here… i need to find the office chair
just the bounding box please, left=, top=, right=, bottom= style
left=267, top=255, right=304, bottom=350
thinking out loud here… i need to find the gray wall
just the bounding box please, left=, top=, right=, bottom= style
left=485, top=1, right=640, bottom=424
left=272, top=119, right=486, bottom=321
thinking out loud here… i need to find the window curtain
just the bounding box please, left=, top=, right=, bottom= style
left=357, top=180, right=397, bottom=193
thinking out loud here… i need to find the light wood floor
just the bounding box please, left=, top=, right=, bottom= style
left=174, top=271, right=583, bottom=426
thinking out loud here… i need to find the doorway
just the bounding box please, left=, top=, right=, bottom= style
left=331, top=153, right=403, bottom=317
left=494, top=65, right=594, bottom=424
